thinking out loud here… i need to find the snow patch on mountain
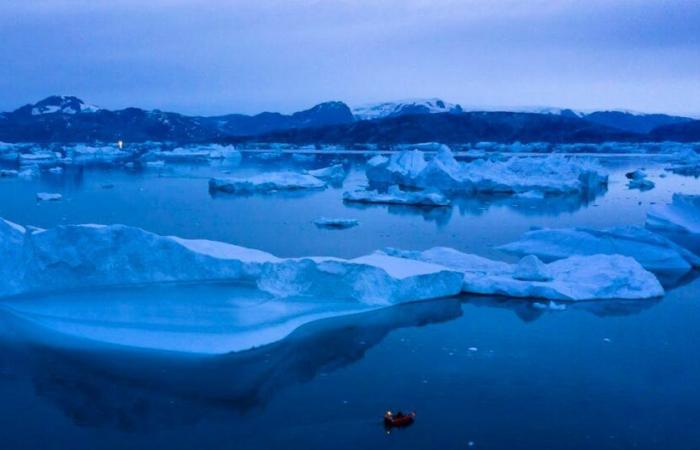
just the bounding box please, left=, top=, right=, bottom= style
left=352, top=98, right=463, bottom=120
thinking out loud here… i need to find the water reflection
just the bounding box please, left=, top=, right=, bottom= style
left=0, top=298, right=462, bottom=432
left=465, top=294, right=660, bottom=322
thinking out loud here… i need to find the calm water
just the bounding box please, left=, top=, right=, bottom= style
left=0, top=153, right=699, bottom=449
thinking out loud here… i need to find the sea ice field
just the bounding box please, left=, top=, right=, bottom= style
left=0, top=145, right=699, bottom=450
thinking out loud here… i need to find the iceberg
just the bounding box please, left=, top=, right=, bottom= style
left=646, top=194, right=700, bottom=236
left=306, top=164, right=347, bottom=183
left=313, top=217, right=359, bottom=229
left=0, top=219, right=463, bottom=305
left=36, top=192, right=62, bottom=201
left=384, top=247, right=663, bottom=301
left=366, top=146, right=608, bottom=195
left=343, top=185, right=451, bottom=207
left=625, top=169, right=654, bottom=190
left=209, top=172, right=326, bottom=194
left=498, top=226, right=700, bottom=282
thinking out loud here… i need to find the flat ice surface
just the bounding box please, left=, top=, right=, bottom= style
left=0, top=218, right=463, bottom=305
left=209, top=172, right=326, bottom=193
left=647, top=194, right=700, bottom=235
left=498, top=226, right=700, bottom=282
left=385, top=247, right=663, bottom=301
left=1, top=283, right=373, bottom=354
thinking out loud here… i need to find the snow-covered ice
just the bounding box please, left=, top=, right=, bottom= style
left=646, top=194, right=700, bottom=236
left=306, top=164, right=347, bottom=183
left=313, top=217, right=359, bottom=229
left=343, top=185, right=451, bottom=207
left=0, top=219, right=463, bottom=305
left=365, top=146, right=608, bottom=195
left=498, top=226, right=700, bottom=282
left=384, top=247, right=664, bottom=301
left=36, top=192, right=62, bottom=201
left=209, top=172, right=326, bottom=194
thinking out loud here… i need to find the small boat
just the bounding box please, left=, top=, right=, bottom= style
left=384, top=410, right=416, bottom=427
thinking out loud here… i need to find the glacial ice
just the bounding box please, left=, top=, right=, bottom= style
left=366, top=146, right=608, bottom=195
left=313, top=217, right=359, bottom=229
left=626, top=169, right=655, bottom=191
left=646, top=194, right=700, bottom=236
left=306, top=164, right=347, bottom=183
left=209, top=172, right=327, bottom=194
left=142, top=145, right=241, bottom=162
left=343, top=185, right=451, bottom=207
left=36, top=192, right=62, bottom=201
left=384, top=247, right=664, bottom=301
left=498, top=226, right=700, bottom=281
left=0, top=219, right=463, bottom=305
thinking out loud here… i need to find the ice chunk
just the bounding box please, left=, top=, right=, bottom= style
left=498, top=226, right=700, bottom=282
left=0, top=169, right=18, bottom=177
left=0, top=220, right=463, bottom=305
left=343, top=185, right=451, bottom=207
left=385, top=247, right=663, bottom=301
left=306, top=164, right=347, bottom=183
left=209, top=172, right=326, bottom=193
left=512, top=255, right=553, bottom=281
left=36, top=192, right=62, bottom=201
left=145, top=160, right=165, bottom=168
left=647, top=194, right=700, bottom=236
left=366, top=147, right=607, bottom=195
left=625, top=169, right=654, bottom=190
left=313, top=217, right=359, bottom=229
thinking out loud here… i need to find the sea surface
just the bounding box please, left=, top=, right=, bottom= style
left=0, top=152, right=699, bottom=449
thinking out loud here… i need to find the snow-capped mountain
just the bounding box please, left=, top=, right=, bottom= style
left=23, top=95, right=100, bottom=115
left=352, top=98, right=463, bottom=121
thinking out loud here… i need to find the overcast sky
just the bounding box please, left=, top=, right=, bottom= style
left=1, top=0, right=698, bottom=115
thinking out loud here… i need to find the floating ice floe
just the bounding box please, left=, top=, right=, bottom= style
left=625, top=169, right=654, bottom=191
left=0, top=219, right=463, bottom=305
left=36, top=192, right=62, bottom=201
left=47, top=166, right=64, bottom=174
left=209, top=172, right=326, bottom=194
left=145, top=160, right=166, bottom=168
left=313, top=217, right=359, bottom=229
left=666, top=147, right=700, bottom=176
left=343, top=185, right=451, bottom=207
left=142, top=145, right=241, bottom=162
left=498, top=226, right=700, bottom=282
left=384, top=247, right=664, bottom=301
left=69, top=144, right=130, bottom=163
left=0, top=169, right=18, bottom=177
left=306, top=164, right=347, bottom=183
left=366, top=146, right=607, bottom=195
left=646, top=194, right=700, bottom=236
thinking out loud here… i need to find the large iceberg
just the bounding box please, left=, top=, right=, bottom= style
left=343, top=185, right=451, bottom=207
left=646, top=194, right=700, bottom=236
left=0, top=219, right=463, bottom=305
left=498, top=226, right=700, bottom=282
left=384, top=247, right=663, bottom=301
left=366, top=146, right=608, bottom=195
left=209, top=172, right=326, bottom=194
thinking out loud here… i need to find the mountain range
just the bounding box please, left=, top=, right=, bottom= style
left=0, top=95, right=697, bottom=144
